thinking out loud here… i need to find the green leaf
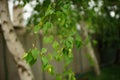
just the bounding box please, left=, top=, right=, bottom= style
left=41, top=48, right=47, bottom=54
left=56, top=75, right=62, bottom=80
left=47, top=54, right=53, bottom=60
left=44, top=64, right=53, bottom=74
left=45, top=9, right=54, bottom=16
left=23, top=51, right=36, bottom=65
left=52, top=41, right=59, bottom=50
left=41, top=56, right=48, bottom=65
left=43, top=22, right=53, bottom=34
left=65, top=54, right=73, bottom=65
left=75, top=39, right=82, bottom=49
left=43, top=35, right=53, bottom=44
left=45, top=4, right=54, bottom=16
left=92, top=39, right=98, bottom=45
left=29, top=59, right=37, bottom=66
left=22, top=53, right=28, bottom=59
left=62, top=48, right=69, bottom=56
left=54, top=53, right=63, bottom=61
left=46, top=22, right=53, bottom=29
left=75, top=36, right=82, bottom=49
left=64, top=37, right=73, bottom=49
left=25, top=52, right=33, bottom=63
left=34, top=25, right=40, bottom=33
left=31, top=48, right=40, bottom=59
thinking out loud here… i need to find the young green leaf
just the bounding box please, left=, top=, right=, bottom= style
left=31, top=48, right=40, bottom=59
left=23, top=51, right=37, bottom=65
left=52, top=41, right=59, bottom=50
left=41, top=48, right=47, bottom=54
left=41, top=56, right=48, bottom=65
left=75, top=36, right=82, bottom=49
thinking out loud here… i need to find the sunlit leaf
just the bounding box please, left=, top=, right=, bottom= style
left=31, top=48, right=40, bottom=59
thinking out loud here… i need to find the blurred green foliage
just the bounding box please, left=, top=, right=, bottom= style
left=18, top=0, right=120, bottom=79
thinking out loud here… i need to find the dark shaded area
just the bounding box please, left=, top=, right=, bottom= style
left=89, top=65, right=120, bottom=80
left=75, top=65, right=120, bottom=80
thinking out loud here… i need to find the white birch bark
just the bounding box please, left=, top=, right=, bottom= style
left=0, top=0, right=34, bottom=80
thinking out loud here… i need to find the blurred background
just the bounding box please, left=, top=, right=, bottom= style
left=0, top=0, right=120, bottom=80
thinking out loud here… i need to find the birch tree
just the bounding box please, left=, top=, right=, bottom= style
left=0, top=0, right=34, bottom=80
left=80, top=21, right=100, bottom=75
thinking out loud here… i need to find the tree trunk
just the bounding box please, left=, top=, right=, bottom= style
left=0, top=0, right=34, bottom=80
left=80, top=21, right=100, bottom=75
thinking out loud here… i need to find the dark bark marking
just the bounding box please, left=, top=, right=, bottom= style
left=17, top=64, right=28, bottom=73
left=3, top=20, right=8, bottom=24
left=15, top=38, right=18, bottom=42
left=27, top=73, right=31, bottom=76
left=9, top=29, right=13, bottom=33
left=17, top=57, right=21, bottom=61
left=1, top=10, right=5, bottom=13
